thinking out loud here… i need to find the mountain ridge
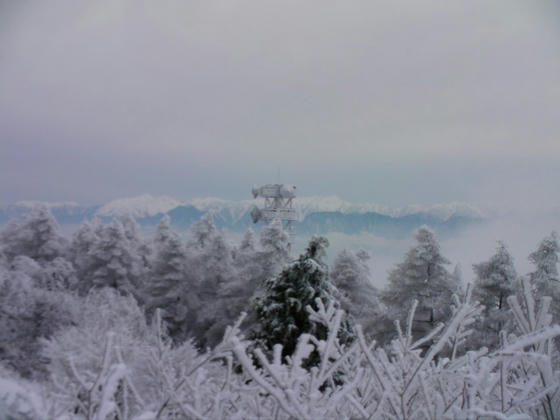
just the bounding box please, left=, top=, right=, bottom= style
left=0, top=194, right=487, bottom=239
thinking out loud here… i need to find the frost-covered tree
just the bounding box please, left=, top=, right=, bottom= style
left=145, top=216, right=193, bottom=341
left=530, top=232, right=560, bottom=329
left=530, top=232, right=559, bottom=291
left=253, top=236, right=350, bottom=362
left=120, top=214, right=153, bottom=270
left=69, top=220, right=100, bottom=294
left=381, top=226, right=456, bottom=335
left=330, top=249, right=385, bottom=336
left=185, top=213, right=238, bottom=347
left=211, top=224, right=291, bottom=345
left=238, top=228, right=256, bottom=254
left=257, top=220, right=291, bottom=284
left=187, top=212, right=217, bottom=249
left=471, top=241, right=517, bottom=349
left=85, top=220, right=146, bottom=299
left=0, top=205, right=68, bottom=263
left=41, top=288, right=176, bottom=417
left=0, top=266, right=78, bottom=378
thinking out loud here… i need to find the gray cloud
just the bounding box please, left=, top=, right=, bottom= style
left=1, top=0, right=560, bottom=207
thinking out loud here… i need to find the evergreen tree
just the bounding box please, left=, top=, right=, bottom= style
left=145, top=216, right=193, bottom=341
left=187, top=212, right=217, bottom=249
left=381, top=226, right=456, bottom=333
left=330, top=249, right=385, bottom=336
left=238, top=228, right=256, bottom=254
left=530, top=232, right=559, bottom=290
left=186, top=213, right=238, bottom=347
left=529, top=232, right=560, bottom=327
left=252, top=219, right=291, bottom=297
left=120, top=214, right=153, bottom=270
left=0, top=265, right=78, bottom=378
left=69, top=220, right=101, bottom=295
left=0, top=205, right=68, bottom=263
left=471, top=241, right=517, bottom=349
left=215, top=224, right=291, bottom=346
left=253, top=236, right=350, bottom=363
left=86, top=220, right=145, bottom=299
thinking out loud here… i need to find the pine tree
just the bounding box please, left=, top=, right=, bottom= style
left=0, top=265, right=78, bottom=378
left=253, top=236, right=350, bottom=363
left=252, top=219, right=291, bottom=295
left=186, top=213, right=238, bottom=347
left=86, top=220, right=145, bottom=299
left=530, top=232, right=559, bottom=290
left=215, top=224, right=291, bottom=346
left=69, top=220, right=101, bottom=295
left=471, top=241, right=517, bottom=349
left=381, top=226, right=456, bottom=334
left=187, top=212, right=217, bottom=249
left=120, top=214, right=153, bottom=270
left=0, top=205, right=68, bottom=263
left=529, top=232, right=560, bottom=327
left=239, top=228, right=256, bottom=254
left=330, top=249, right=385, bottom=336
left=145, top=216, right=193, bottom=341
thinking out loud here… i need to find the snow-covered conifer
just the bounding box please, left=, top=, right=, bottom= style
left=238, top=228, right=256, bottom=254
left=86, top=220, right=145, bottom=299
left=253, top=236, right=350, bottom=363
left=145, top=216, right=193, bottom=341
left=257, top=220, right=290, bottom=278
left=530, top=232, right=560, bottom=329
left=187, top=212, right=217, bottom=249
left=0, top=266, right=78, bottom=378
left=330, top=249, right=385, bottom=336
left=530, top=232, right=559, bottom=289
left=471, top=241, right=517, bottom=349
left=196, top=228, right=237, bottom=347
left=120, top=214, right=153, bottom=269
left=0, top=205, right=68, bottom=263
left=68, top=220, right=101, bottom=294
left=381, top=226, right=456, bottom=334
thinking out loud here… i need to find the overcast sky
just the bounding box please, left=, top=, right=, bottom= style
left=1, top=0, right=559, bottom=209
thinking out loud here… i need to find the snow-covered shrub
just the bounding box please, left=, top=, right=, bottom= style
left=232, top=282, right=560, bottom=419
left=41, top=288, right=151, bottom=416
left=43, top=293, right=246, bottom=420
left=0, top=267, right=78, bottom=379
left=0, top=372, right=47, bottom=420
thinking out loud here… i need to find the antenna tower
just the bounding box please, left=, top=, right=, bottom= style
left=251, top=184, right=297, bottom=244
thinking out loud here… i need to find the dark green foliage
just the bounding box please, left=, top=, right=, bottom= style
left=253, top=236, right=352, bottom=364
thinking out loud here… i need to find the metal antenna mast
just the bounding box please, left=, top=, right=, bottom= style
left=251, top=184, right=297, bottom=244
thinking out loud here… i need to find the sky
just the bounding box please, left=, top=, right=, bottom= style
left=1, top=0, right=560, bottom=209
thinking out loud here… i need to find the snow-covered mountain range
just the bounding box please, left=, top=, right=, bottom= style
left=94, top=194, right=487, bottom=221
left=0, top=194, right=488, bottom=238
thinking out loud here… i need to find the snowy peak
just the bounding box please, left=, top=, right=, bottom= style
left=394, top=202, right=487, bottom=221
left=94, top=194, right=487, bottom=221
left=2, top=195, right=487, bottom=230
left=96, top=194, right=183, bottom=218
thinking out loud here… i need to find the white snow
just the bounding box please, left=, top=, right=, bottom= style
left=186, top=195, right=486, bottom=221
left=18, top=194, right=486, bottom=221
